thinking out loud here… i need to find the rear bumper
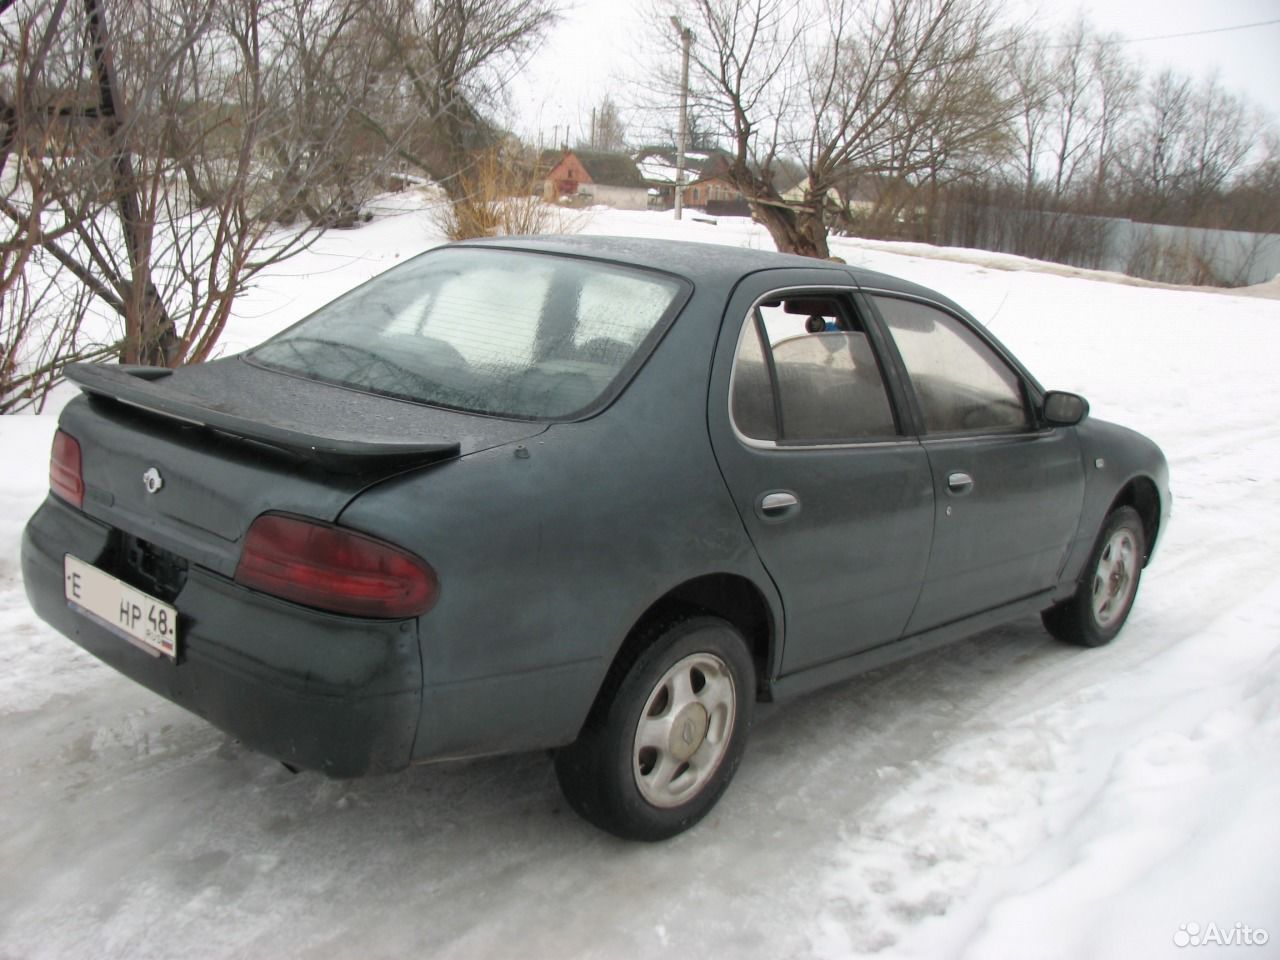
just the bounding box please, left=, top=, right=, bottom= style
left=21, top=496, right=422, bottom=777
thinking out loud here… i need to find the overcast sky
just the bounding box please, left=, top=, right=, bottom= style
left=510, top=0, right=1280, bottom=149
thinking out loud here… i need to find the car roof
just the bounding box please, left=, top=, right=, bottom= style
left=455, top=234, right=945, bottom=305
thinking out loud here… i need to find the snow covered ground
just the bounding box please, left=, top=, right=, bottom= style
left=2, top=200, right=1279, bottom=959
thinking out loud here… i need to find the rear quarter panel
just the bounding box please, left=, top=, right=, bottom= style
left=337, top=283, right=779, bottom=761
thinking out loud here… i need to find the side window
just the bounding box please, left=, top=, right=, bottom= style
left=873, top=295, right=1030, bottom=435
left=730, top=294, right=897, bottom=444
left=730, top=313, right=778, bottom=441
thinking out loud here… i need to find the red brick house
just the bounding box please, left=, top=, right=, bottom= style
left=683, top=176, right=743, bottom=210
left=684, top=153, right=808, bottom=217
left=541, top=149, right=648, bottom=209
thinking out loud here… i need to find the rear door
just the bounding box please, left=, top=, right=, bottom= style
left=864, top=292, right=1085, bottom=633
left=707, top=272, right=934, bottom=674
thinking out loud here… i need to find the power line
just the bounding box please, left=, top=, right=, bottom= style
left=1107, top=18, right=1280, bottom=45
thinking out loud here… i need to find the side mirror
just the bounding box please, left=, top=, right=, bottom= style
left=1042, top=390, right=1089, bottom=427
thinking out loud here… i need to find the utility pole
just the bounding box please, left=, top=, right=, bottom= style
left=670, top=16, right=692, bottom=221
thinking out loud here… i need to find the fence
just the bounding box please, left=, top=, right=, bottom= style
left=939, top=205, right=1280, bottom=287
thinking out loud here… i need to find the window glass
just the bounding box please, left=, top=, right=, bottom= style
left=874, top=295, right=1029, bottom=434
left=573, top=271, right=677, bottom=363
left=730, top=320, right=778, bottom=441
left=730, top=295, right=896, bottom=443
left=250, top=247, right=683, bottom=420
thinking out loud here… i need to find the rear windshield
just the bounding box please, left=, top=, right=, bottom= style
left=249, top=246, right=686, bottom=419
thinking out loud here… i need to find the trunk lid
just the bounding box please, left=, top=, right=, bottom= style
left=61, top=358, right=545, bottom=577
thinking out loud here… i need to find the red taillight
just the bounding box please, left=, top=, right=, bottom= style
left=235, top=513, right=438, bottom=619
left=50, top=430, right=84, bottom=508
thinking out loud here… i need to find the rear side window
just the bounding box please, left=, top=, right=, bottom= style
left=873, top=295, right=1030, bottom=435
left=730, top=294, right=897, bottom=444
left=250, top=247, right=685, bottom=419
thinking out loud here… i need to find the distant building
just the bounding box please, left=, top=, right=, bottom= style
left=633, top=148, right=808, bottom=217
left=540, top=145, right=814, bottom=218
left=541, top=149, right=648, bottom=210
left=634, top=147, right=711, bottom=208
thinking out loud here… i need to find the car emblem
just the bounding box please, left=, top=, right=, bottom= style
left=681, top=720, right=695, bottom=745
left=142, top=467, right=164, bottom=495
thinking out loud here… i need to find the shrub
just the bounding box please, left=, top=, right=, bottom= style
left=432, top=149, right=581, bottom=241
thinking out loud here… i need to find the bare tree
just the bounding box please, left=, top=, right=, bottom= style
left=1004, top=29, right=1052, bottom=200
left=1086, top=32, right=1140, bottom=209
left=1121, top=68, right=1193, bottom=220
left=217, top=0, right=560, bottom=226
left=1, top=0, right=321, bottom=408
left=1118, top=69, right=1257, bottom=225
left=255, top=0, right=399, bottom=227
left=1223, top=131, right=1280, bottom=233
left=657, top=0, right=1017, bottom=258
left=1043, top=18, right=1095, bottom=201
left=358, top=0, right=559, bottom=198
left=1001, top=20, right=1140, bottom=209
left=866, top=2, right=1016, bottom=237
left=582, top=96, right=627, bottom=152
left=1181, top=74, right=1255, bottom=220
left=3, top=0, right=561, bottom=410
left=3, top=0, right=145, bottom=408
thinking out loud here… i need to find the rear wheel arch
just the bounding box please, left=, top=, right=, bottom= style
left=557, top=578, right=773, bottom=841
left=589, top=574, right=777, bottom=725
left=555, top=613, right=757, bottom=839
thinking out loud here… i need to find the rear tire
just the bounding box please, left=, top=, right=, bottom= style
left=554, top=616, right=755, bottom=841
left=1043, top=505, right=1146, bottom=647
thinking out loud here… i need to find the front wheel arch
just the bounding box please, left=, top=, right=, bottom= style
left=1044, top=505, right=1146, bottom=647
left=1108, top=476, right=1162, bottom=564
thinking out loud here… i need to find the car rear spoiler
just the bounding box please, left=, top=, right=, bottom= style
left=65, top=364, right=462, bottom=468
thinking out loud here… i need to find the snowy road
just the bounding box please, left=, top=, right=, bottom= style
left=2, top=207, right=1278, bottom=959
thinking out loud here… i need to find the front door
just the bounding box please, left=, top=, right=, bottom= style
left=866, top=293, right=1085, bottom=633
left=708, top=276, right=935, bottom=674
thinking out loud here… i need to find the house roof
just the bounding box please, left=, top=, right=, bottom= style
left=577, top=151, right=645, bottom=187
left=544, top=149, right=645, bottom=188
left=635, top=147, right=736, bottom=185
left=658, top=151, right=807, bottom=198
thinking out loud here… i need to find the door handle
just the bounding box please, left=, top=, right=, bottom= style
left=947, top=472, right=974, bottom=494
left=760, top=492, right=799, bottom=514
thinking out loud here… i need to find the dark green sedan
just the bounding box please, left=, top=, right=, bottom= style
left=22, top=236, right=1169, bottom=840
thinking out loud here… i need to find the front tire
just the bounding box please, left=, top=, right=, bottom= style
left=555, top=616, right=755, bottom=841
left=1043, top=505, right=1146, bottom=647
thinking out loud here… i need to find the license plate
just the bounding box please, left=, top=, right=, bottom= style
left=64, top=554, right=178, bottom=659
